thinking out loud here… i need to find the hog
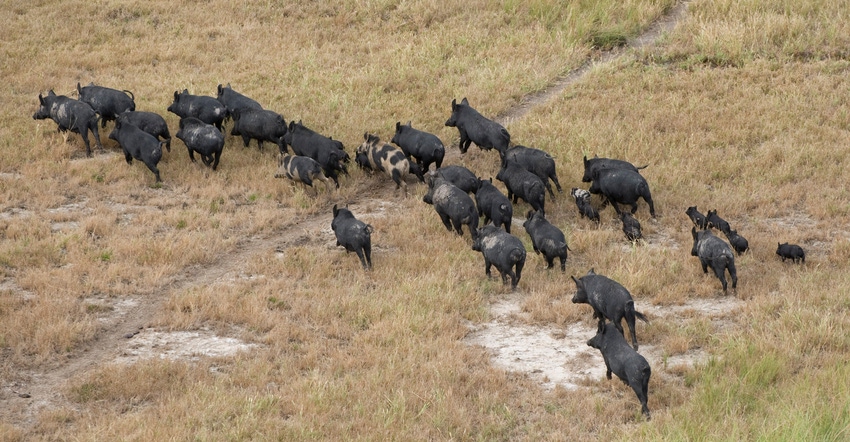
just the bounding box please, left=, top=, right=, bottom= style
left=356, top=133, right=411, bottom=192
left=433, top=165, right=479, bottom=194
left=109, top=118, right=164, bottom=182
left=76, top=82, right=135, bottom=128
left=587, top=322, right=652, bottom=420
left=216, top=83, right=262, bottom=122
left=581, top=155, right=647, bottom=183
left=119, top=111, right=172, bottom=152
left=33, top=90, right=103, bottom=156
left=571, top=268, right=649, bottom=350
left=620, top=212, right=642, bottom=242
left=496, top=159, right=546, bottom=216
left=275, top=155, right=331, bottom=193
left=174, top=117, right=224, bottom=170
left=167, top=90, right=227, bottom=131
left=283, top=120, right=348, bottom=188
left=571, top=188, right=600, bottom=224
left=390, top=121, right=445, bottom=179
left=685, top=206, right=708, bottom=230
left=422, top=175, right=479, bottom=239
left=523, top=210, right=569, bottom=271
left=502, top=145, right=562, bottom=198
left=473, top=178, right=513, bottom=233
left=354, top=150, right=373, bottom=173
left=724, top=230, right=749, bottom=256
left=776, top=243, right=805, bottom=263
left=331, top=205, right=373, bottom=270
left=691, top=227, right=738, bottom=293
left=589, top=168, right=656, bottom=218
left=471, top=224, right=526, bottom=289
left=706, top=209, right=731, bottom=235
left=444, top=97, right=510, bottom=154
left=230, top=108, right=287, bottom=152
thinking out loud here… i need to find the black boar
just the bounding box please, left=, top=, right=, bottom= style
left=390, top=121, right=445, bottom=178
left=109, top=118, right=164, bottom=182
left=586, top=323, right=652, bottom=420
left=230, top=108, right=287, bottom=152
left=496, top=159, right=546, bottom=216
left=119, top=111, right=172, bottom=152
left=581, top=155, right=647, bottom=183
left=473, top=178, right=513, bottom=233
left=571, top=188, right=600, bottom=224
left=724, top=230, right=749, bottom=256
left=706, top=209, right=731, bottom=234
left=33, top=90, right=103, bottom=156
left=76, top=82, right=135, bottom=128
left=444, top=97, right=510, bottom=154
left=571, top=269, right=649, bottom=350
left=283, top=120, right=348, bottom=188
left=433, top=165, right=479, bottom=194
left=331, top=205, right=373, bottom=270
left=354, top=150, right=373, bottom=173
left=523, top=210, right=569, bottom=271
left=423, top=175, right=479, bottom=238
left=691, top=228, right=738, bottom=293
left=685, top=206, right=708, bottom=230
left=216, top=83, right=262, bottom=121
left=276, top=155, right=331, bottom=193
left=471, top=224, right=526, bottom=289
left=776, top=242, right=805, bottom=263
left=620, top=212, right=642, bottom=242
left=502, top=145, right=562, bottom=198
left=589, top=168, right=656, bottom=218
left=167, top=90, right=227, bottom=131
left=174, top=117, right=224, bottom=170
left=356, top=133, right=411, bottom=192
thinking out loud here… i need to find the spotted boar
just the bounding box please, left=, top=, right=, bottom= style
left=357, top=133, right=411, bottom=192
left=472, top=224, right=526, bottom=289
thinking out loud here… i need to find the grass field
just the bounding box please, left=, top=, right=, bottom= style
left=2, top=0, right=850, bottom=440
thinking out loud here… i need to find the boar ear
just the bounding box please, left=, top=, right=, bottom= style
left=395, top=121, right=401, bottom=130
left=451, top=98, right=457, bottom=109
left=588, top=268, right=595, bottom=275
left=571, top=275, right=580, bottom=286
left=76, top=82, right=82, bottom=93
left=405, top=120, right=411, bottom=127
left=173, top=91, right=179, bottom=100
left=38, top=93, right=45, bottom=104
left=363, top=132, right=369, bottom=141
left=333, top=204, right=339, bottom=216
left=526, top=210, right=534, bottom=220
left=461, top=97, right=468, bottom=105
left=217, top=84, right=223, bottom=93
left=48, top=90, right=56, bottom=96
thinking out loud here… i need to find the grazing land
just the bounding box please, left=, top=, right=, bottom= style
left=2, top=0, right=850, bottom=440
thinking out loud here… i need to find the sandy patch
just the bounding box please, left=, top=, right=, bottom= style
left=116, top=328, right=259, bottom=364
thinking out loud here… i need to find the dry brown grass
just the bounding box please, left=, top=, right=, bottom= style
left=2, top=0, right=850, bottom=440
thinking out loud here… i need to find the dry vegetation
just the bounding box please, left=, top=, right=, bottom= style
left=2, top=0, right=850, bottom=440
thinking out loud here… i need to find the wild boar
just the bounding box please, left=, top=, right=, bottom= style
left=473, top=178, right=513, bottom=233
left=283, top=120, right=348, bottom=188
left=587, top=323, right=652, bottom=420
left=502, top=145, right=562, bottom=198
left=523, top=210, right=569, bottom=271
left=445, top=97, right=510, bottom=154
left=331, top=205, right=373, bottom=270
left=706, top=209, right=731, bottom=235
left=109, top=118, right=164, bottom=182
left=390, top=121, right=445, bottom=178
left=33, top=90, right=103, bottom=156
left=496, top=159, right=546, bottom=216
left=167, top=89, right=226, bottom=131
left=433, top=165, right=479, bottom=194
left=581, top=155, right=647, bottom=183
left=175, top=117, right=224, bottom=170
left=77, top=82, right=135, bottom=128
left=422, top=175, right=479, bottom=238
left=275, top=155, right=331, bottom=193
left=119, top=111, right=171, bottom=152
left=356, top=133, right=411, bottom=192
left=571, top=268, right=649, bottom=350
left=691, top=228, right=738, bottom=293
left=620, top=212, right=642, bottom=242
left=230, top=108, right=287, bottom=152
left=588, top=168, right=656, bottom=218
left=685, top=206, right=708, bottom=230
left=724, top=230, right=749, bottom=256
left=471, top=224, right=526, bottom=289
left=216, top=83, right=262, bottom=122
left=776, top=243, right=805, bottom=263
left=571, top=188, right=600, bottom=225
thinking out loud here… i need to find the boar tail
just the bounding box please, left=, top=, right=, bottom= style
left=634, top=310, right=650, bottom=324
left=636, top=164, right=649, bottom=170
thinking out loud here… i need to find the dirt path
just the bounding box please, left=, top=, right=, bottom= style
left=2, top=1, right=690, bottom=429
